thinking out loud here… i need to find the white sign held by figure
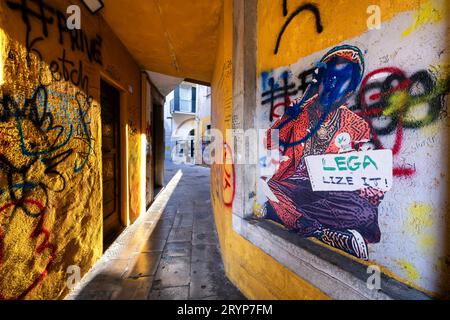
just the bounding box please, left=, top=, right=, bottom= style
left=305, top=150, right=393, bottom=192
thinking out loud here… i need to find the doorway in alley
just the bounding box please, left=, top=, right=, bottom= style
left=101, top=79, right=122, bottom=249
left=152, top=101, right=165, bottom=196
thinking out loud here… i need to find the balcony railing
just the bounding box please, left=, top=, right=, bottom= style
left=170, top=99, right=195, bottom=114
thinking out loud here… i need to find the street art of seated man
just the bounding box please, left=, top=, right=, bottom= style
left=261, top=45, right=386, bottom=261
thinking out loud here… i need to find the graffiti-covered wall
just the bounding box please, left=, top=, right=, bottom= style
left=210, top=0, right=330, bottom=300
left=0, top=0, right=143, bottom=299
left=255, top=0, right=450, bottom=296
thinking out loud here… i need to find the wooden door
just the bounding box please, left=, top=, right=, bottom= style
left=101, top=80, right=121, bottom=249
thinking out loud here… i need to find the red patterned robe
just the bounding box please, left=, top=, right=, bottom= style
left=266, top=95, right=382, bottom=243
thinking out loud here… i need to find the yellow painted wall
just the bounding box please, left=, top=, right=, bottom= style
left=257, top=0, right=418, bottom=74
left=0, top=0, right=144, bottom=299
left=211, top=0, right=450, bottom=299
left=210, top=0, right=328, bottom=300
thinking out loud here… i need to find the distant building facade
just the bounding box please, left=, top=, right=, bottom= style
left=164, top=82, right=211, bottom=164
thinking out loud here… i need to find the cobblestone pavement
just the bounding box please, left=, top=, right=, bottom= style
left=67, top=161, right=245, bottom=300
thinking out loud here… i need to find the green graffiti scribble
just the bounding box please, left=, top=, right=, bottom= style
left=383, top=75, right=450, bottom=129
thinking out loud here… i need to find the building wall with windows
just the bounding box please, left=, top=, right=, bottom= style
left=164, top=82, right=196, bottom=163
left=164, top=81, right=211, bottom=164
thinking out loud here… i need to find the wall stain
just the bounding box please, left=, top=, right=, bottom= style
left=402, top=0, right=443, bottom=38
left=405, top=202, right=433, bottom=234
left=418, top=234, right=436, bottom=255
left=396, top=259, right=420, bottom=281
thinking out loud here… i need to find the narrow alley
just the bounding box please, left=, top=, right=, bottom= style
left=67, top=161, right=244, bottom=300
left=1, top=0, right=450, bottom=304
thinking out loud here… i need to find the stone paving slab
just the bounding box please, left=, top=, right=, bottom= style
left=128, top=252, right=162, bottom=278
left=148, top=286, right=190, bottom=300
left=191, top=244, right=222, bottom=264
left=113, top=277, right=154, bottom=300
left=192, top=232, right=219, bottom=246
left=141, top=238, right=166, bottom=253
left=154, top=256, right=191, bottom=288
left=168, top=227, right=193, bottom=243
left=163, top=241, right=192, bottom=258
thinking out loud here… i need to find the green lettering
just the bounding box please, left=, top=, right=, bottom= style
left=347, top=156, right=361, bottom=171
left=322, top=158, right=335, bottom=171
left=335, top=156, right=347, bottom=171
left=363, top=155, right=378, bottom=170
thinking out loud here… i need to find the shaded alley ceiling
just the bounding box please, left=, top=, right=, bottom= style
left=101, top=0, right=223, bottom=84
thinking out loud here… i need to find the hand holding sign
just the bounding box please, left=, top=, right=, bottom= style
left=305, top=150, right=393, bottom=192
